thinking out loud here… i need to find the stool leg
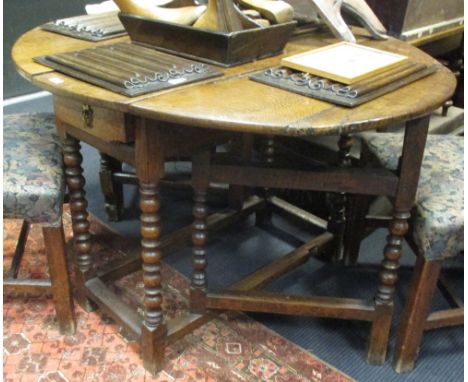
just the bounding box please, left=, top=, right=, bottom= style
left=393, top=257, right=441, bottom=373
left=190, top=150, right=210, bottom=313
left=99, top=152, right=124, bottom=222
left=43, top=225, right=76, bottom=335
left=63, top=135, right=95, bottom=312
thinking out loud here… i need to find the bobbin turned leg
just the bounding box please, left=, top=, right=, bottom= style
left=99, top=152, right=124, bottom=222
left=368, top=210, right=410, bottom=364
left=135, top=120, right=167, bottom=375
left=140, top=181, right=167, bottom=374
left=190, top=150, right=210, bottom=313
left=256, top=135, right=275, bottom=226
left=367, top=116, right=430, bottom=364
left=63, top=135, right=95, bottom=312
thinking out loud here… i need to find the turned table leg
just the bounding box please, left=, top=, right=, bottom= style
left=190, top=151, right=210, bottom=313
left=368, top=209, right=410, bottom=364
left=367, top=116, right=430, bottom=364
left=135, top=119, right=167, bottom=375
left=63, top=135, right=95, bottom=312
left=140, top=181, right=167, bottom=374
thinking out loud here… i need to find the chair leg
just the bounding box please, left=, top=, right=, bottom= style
left=7, top=220, right=31, bottom=278
left=393, top=257, right=442, bottom=373
left=43, top=225, right=76, bottom=335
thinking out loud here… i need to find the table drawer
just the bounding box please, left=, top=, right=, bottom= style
left=54, top=97, right=135, bottom=143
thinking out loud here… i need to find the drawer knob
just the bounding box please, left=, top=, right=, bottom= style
left=81, top=104, right=93, bottom=128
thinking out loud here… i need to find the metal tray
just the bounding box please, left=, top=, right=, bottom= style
left=119, top=12, right=297, bottom=67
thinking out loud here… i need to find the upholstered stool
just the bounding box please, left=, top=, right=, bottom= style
left=360, top=133, right=463, bottom=372
left=3, top=113, right=76, bottom=334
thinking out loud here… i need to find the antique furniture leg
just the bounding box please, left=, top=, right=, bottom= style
left=393, top=257, right=442, bottom=372
left=99, top=152, right=124, bottom=222
left=6, top=220, right=31, bottom=279
left=255, top=135, right=275, bottom=226
left=367, top=116, right=429, bottom=364
left=328, top=134, right=353, bottom=263
left=358, top=131, right=464, bottom=371
left=191, top=150, right=210, bottom=313
left=43, top=225, right=76, bottom=334
left=135, top=119, right=168, bottom=374
left=63, top=134, right=95, bottom=312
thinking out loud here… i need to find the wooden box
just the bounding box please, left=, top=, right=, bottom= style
left=119, top=12, right=296, bottom=67
left=365, top=0, right=463, bottom=41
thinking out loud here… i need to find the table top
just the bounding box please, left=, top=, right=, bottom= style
left=13, top=25, right=456, bottom=136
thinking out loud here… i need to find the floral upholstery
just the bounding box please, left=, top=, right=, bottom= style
left=3, top=113, right=64, bottom=227
left=360, top=132, right=463, bottom=261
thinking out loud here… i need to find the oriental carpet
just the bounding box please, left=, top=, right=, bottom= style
left=3, top=206, right=353, bottom=382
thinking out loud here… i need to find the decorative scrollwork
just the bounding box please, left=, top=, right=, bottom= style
left=264, top=67, right=358, bottom=99
left=124, top=64, right=208, bottom=89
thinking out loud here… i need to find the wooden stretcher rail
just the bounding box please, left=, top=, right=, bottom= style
left=4, top=279, right=52, bottom=294
left=209, top=164, right=399, bottom=196
left=424, top=308, right=464, bottom=330
left=268, top=195, right=328, bottom=229
left=229, top=232, right=334, bottom=292
left=206, top=290, right=375, bottom=321
left=98, top=196, right=265, bottom=282
left=86, top=278, right=142, bottom=337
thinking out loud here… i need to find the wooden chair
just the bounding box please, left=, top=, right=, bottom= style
left=352, top=133, right=464, bottom=372
left=3, top=113, right=76, bottom=335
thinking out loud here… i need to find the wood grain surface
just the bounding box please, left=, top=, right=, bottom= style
left=13, top=26, right=456, bottom=136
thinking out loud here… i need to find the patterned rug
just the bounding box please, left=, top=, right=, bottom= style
left=4, top=206, right=354, bottom=382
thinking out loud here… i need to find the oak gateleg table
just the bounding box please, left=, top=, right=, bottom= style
left=12, top=25, right=455, bottom=374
